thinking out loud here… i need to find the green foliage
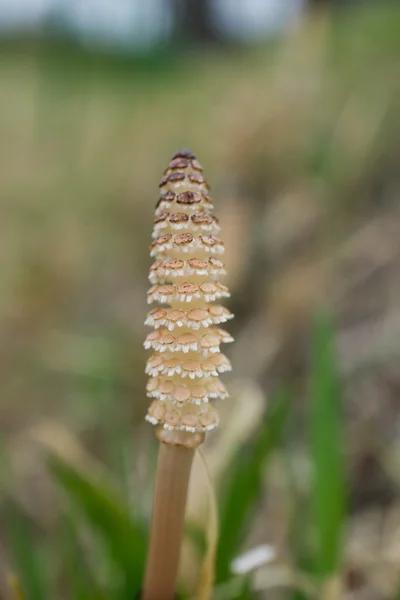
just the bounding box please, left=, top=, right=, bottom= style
left=216, top=389, right=291, bottom=582
left=48, top=456, right=147, bottom=599
left=288, top=313, right=345, bottom=600
left=309, top=312, right=345, bottom=579
left=4, top=504, right=49, bottom=600
left=5, top=315, right=348, bottom=599
left=60, top=512, right=107, bottom=600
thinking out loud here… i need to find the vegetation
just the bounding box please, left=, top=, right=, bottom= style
left=4, top=315, right=342, bottom=600
left=0, top=3, right=399, bottom=599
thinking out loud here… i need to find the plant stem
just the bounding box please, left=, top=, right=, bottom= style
left=142, top=439, right=196, bottom=600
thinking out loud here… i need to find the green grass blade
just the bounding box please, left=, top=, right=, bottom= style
left=216, top=389, right=291, bottom=582
left=4, top=503, right=49, bottom=600
left=48, top=455, right=147, bottom=598
left=60, top=511, right=110, bottom=600
left=310, top=312, right=345, bottom=578
left=284, top=448, right=314, bottom=600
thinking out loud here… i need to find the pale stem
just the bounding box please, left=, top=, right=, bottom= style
left=142, top=440, right=195, bottom=600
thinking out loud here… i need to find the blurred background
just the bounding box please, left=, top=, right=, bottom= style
left=0, top=1, right=399, bottom=599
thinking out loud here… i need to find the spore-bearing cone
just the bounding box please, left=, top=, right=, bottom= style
left=145, top=150, right=233, bottom=440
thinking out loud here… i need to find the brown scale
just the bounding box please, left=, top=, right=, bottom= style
left=145, top=150, right=233, bottom=434
left=147, top=257, right=226, bottom=286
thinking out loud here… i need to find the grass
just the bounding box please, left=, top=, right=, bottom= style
left=216, top=388, right=291, bottom=583
left=0, top=4, right=399, bottom=598
left=1, top=313, right=347, bottom=600
left=309, top=313, right=345, bottom=580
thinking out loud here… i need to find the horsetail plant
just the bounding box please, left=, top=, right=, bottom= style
left=142, top=150, right=233, bottom=600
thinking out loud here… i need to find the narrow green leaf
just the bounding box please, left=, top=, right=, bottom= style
left=216, top=389, right=291, bottom=582
left=284, top=449, right=314, bottom=600
left=48, top=455, right=147, bottom=598
left=4, top=503, right=49, bottom=600
left=310, top=312, right=345, bottom=577
left=60, top=511, right=109, bottom=600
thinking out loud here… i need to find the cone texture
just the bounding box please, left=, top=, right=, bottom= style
left=145, top=149, right=233, bottom=435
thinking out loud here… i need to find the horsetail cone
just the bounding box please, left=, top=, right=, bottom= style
left=145, top=149, right=233, bottom=444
